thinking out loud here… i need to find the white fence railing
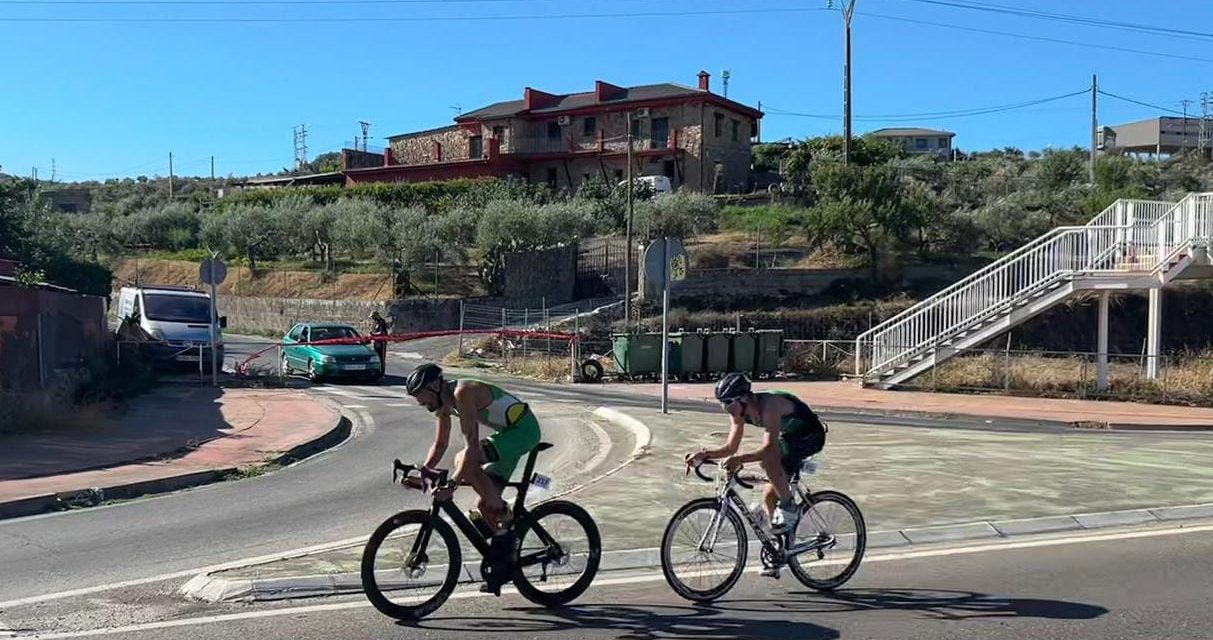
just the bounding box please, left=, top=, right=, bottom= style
left=856, top=194, right=1213, bottom=382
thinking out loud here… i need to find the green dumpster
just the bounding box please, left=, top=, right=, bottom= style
left=676, top=332, right=706, bottom=378
left=611, top=333, right=663, bottom=378
left=755, top=330, right=784, bottom=377
left=705, top=332, right=732, bottom=374
left=731, top=332, right=758, bottom=374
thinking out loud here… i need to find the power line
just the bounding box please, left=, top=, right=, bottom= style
left=858, top=10, right=1213, bottom=64
left=0, top=6, right=832, bottom=23
left=1098, top=90, right=1186, bottom=116
left=765, top=88, right=1089, bottom=122
left=893, top=0, right=1213, bottom=43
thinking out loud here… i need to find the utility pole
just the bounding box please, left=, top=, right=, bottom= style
left=1180, top=99, right=1193, bottom=154
left=50, top=158, right=56, bottom=183
left=721, top=69, right=731, bottom=98
left=840, top=0, right=857, bottom=165
left=210, top=155, right=215, bottom=180
left=359, top=121, right=372, bottom=152
left=624, top=110, right=634, bottom=332
left=756, top=100, right=762, bottom=143
left=1089, top=74, right=1097, bottom=183
left=1201, top=93, right=1212, bottom=158
left=168, top=152, right=175, bottom=199
left=293, top=124, right=309, bottom=170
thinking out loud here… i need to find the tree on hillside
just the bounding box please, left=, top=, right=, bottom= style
left=201, top=203, right=288, bottom=272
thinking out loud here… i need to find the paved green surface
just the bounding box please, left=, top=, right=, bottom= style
left=213, top=406, right=1213, bottom=581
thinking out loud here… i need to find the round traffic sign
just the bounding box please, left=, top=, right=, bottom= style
left=199, top=258, right=228, bottom=286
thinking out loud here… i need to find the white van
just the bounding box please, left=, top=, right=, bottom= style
left=115, top=286, right=226, bottom=364
left=619, top=175, right=674, bottom=195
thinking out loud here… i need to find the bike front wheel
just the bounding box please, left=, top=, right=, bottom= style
left=788, top=490, right=866, bottom=591
left=512, top=500, right=602, bottom=606
left=361, top=510, right=462, bottom=620
left=660, top=497, right=748, bottom=602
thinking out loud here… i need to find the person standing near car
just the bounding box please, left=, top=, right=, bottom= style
left=369, top=310, right=389, bottom=369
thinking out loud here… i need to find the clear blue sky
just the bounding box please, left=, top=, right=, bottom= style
left=2, top=0, right=1211, bottom=181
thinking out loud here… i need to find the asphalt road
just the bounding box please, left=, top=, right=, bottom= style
left=16, top=522, right=1213, bottom=640
left=0, top=335, right=586, bottom=605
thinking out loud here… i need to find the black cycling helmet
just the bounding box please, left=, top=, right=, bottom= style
left=405, top=363, right=444, bottom=396
left=715, top=372, right=752, bottom=403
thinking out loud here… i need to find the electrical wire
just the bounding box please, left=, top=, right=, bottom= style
left=1098, top=90, right=1187, bottom=117
left=765, top=88, right=1089, bottom=122
left=893, top=0, right=1213, bottom=43
left=858, top=10, right=1213, bottom=64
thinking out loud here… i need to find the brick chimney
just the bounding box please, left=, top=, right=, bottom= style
left=697, top=70, right=711, bottom=92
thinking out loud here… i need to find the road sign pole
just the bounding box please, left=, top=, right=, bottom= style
left=661, top=238, right=670, bottom=414
left=209, top=277, right=218, bottom=387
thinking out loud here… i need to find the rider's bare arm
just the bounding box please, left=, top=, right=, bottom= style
left=688, top=413, right=745, bottom=465
left=422, top=410, right=452, bottom=469
left=728, top=425, right=779, bottom=465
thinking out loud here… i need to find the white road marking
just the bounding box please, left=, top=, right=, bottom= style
left=394, top=351, right=424, bottom=360
left=342, top=404, right=368, bottom=409
left=385, top=403, right=410, bottom=408
left=13, top=521, right=1213, bottom=638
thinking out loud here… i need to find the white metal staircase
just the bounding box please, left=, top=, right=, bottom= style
left=855, top=193, right=1213, bottom=388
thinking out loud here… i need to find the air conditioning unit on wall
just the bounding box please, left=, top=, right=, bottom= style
left=557, top=115, right=571, bottom=125
left=635, top=107, right=651, bottom=118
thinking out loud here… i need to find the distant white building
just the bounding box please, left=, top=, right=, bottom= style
left=869, top=127, right=956, bottom=160
left=1098, top=116, right=1208, bottom=158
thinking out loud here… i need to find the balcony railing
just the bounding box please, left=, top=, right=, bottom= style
left=507, top=134, right=685, bottom=155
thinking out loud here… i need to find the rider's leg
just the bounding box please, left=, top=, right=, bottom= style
left=479, top=414, right=541, bottom=532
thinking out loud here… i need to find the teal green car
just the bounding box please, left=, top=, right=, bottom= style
left=281, top=322, right=384, bottom=382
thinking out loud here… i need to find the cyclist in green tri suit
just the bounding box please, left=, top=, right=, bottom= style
left=686, top=372, right=827, bottom=576
left=405, top=363, right=540, bottom=535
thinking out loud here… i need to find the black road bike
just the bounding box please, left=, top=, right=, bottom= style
left=361, top=442, right=601, bottom=619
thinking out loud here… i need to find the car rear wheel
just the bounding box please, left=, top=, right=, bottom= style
left=281, top=353, right=293, bottom=376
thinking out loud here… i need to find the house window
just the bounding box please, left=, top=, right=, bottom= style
left=938, top=137, right=949, bottom=148
left=663, top=160, right=675, bottom=179
left=546, top=167, right=558, bottom=188
left=468, top=135, right=483, bottom=159
left=492, top=125, right=505, bottom=140
left=614, top=169, right=624, bottom=181
left=583, top=117, right=597, bottom=137
left=915, top=138, right=928, bottom=150
left=547, top=121, right=561, bottom=139
left=630, top=117, right=641, bottom=139
left=651, top=117, right=669, bottom=149
left=714, top=113, right=724, bottom=137
left=731, top=119, right=740, bottom=142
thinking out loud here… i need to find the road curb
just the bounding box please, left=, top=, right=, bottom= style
left=0, top=415, right=352, bottom=522
left=180, top=497, right=1213, bottom=604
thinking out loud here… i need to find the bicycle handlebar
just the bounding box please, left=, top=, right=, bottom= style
left=691, top=460, right=756, bottom=490
left=393, top=459, right=452, bottom=491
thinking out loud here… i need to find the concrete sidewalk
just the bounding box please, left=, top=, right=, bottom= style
left=0, top=386, right=346, bottom=519
left=636, top=380, right=1213, bottom=429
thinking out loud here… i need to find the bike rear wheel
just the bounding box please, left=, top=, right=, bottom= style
left=787, top=490, right=865, bottom=591
left=361, top=510, right=461, bottom=620
left=660, top=497, right=748, bottom=602
left=512, top=500, right=602, bottom=606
